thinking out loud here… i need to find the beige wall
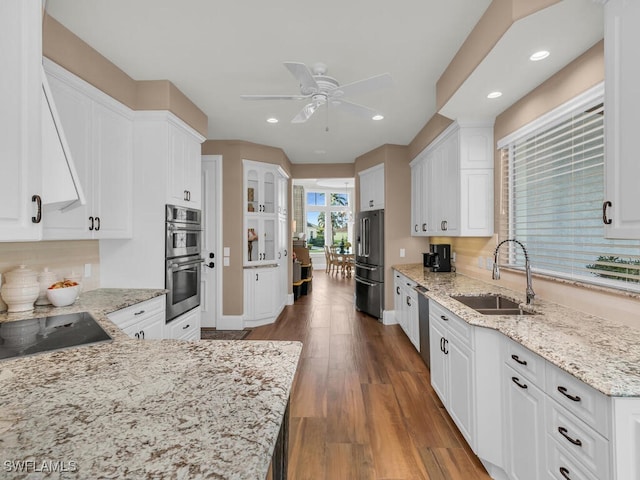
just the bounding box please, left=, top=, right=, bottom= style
left=355, top=145, right=430, bottom=313
left=43, top=14, right=208, bottom=137
left=0, top=241, right=101, bottom=297
left=443, top=40, right=640, bottom=329
left=291, top=163, right=355, bottom=179
left=202, top=140, right=292, bottom=316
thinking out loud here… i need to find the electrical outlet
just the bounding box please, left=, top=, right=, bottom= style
left=84, top=263, right=92, bottom=278
left=400, top=248, right=406, bottom=258
left=452, top=251, right=457, bottom=262
left=478, top=257, right=484, bottom=268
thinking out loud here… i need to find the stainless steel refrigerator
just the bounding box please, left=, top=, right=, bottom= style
left=355, top=209, right=384, bottom=319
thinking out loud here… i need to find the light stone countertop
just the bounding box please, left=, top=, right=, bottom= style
left=0, top=289, right=302, bottom=479
left=393, top=264, right=640, bottom=397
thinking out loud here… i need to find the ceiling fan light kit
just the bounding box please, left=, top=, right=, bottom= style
left=241, top=61, right=392, bottom=124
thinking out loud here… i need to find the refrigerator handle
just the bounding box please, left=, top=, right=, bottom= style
left=363, top=217, right=370, bottom=257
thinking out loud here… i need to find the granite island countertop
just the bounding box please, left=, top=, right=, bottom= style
left=0, top=289, right=302, bottom=479
left=393, top=264, right=640, bottom=397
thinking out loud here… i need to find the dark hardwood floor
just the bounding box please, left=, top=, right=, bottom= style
left=248, top=271, right=491, bottom=480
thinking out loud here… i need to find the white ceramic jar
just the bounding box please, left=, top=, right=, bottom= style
left=0, top=265, right=40, bottom=313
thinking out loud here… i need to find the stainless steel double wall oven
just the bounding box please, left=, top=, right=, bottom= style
left=165, top=204, right=203, bottom=322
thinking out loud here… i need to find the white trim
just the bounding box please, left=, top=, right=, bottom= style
left=217, top=315, right=244, bottom=331
left=134, top=110, right=205, bottom=142
left=497, top=82, right=604, bottom=149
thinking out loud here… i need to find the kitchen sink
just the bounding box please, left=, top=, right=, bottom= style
left=450, top=294, right=536, bottom=316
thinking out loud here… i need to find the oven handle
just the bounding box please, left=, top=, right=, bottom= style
left=167, top=224, right=203, bottom=233
left=170, top=257, right=205, bottom=269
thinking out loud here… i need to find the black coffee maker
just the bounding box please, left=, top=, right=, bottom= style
left=423, top=243, right=452, bottom=272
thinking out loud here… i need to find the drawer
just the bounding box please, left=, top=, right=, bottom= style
left=545, top=398, right=610, bottom=480
left=503, top=335, right=546, bottom=386
left=546, top=362, right=610, bottom=437
left=107, top=295, right=165, bottom=330
left=546, top=436, right=600, bottom=480
left=430, top=300, right=473, bottom=349
left=167, top=308, right=200, bottom=340
left=121, top=310, right=165, bottom=340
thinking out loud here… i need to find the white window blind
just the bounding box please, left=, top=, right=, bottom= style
left=500, top=98, right=640, bottom=291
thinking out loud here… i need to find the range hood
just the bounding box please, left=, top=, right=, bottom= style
left=41, top=66, right=86, bottom=210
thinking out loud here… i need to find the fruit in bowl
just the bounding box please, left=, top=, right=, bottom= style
left=46, top=280, right=80, bottom=307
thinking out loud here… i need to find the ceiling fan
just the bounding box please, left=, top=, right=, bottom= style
left=240, top=62, right=392, bottom=123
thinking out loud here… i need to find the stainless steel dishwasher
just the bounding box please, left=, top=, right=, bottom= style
left=415, top=285, right=430, bottom=369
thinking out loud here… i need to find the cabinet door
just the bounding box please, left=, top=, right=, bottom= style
left=185, top=135, right=202, bottom=208
left=168, top=126, right=188, bottom=206
left=604, top=0, right=640, bottom=239
left=447, top=338, right=474, bottom=447
left=167, top=308, right=200, bottom=340
left=42, top=71, right=93, bottom=239
left=460, top=169, right=494, bottom=237
left=504, top=364, right=546, bottom=480
left=359, top=164, right=384, bottom=211
left=429, top=319, right=448, bottom=404
left=439, top=134, right=459, bottom=235
left=121, top=310, right=165, bottom=340
left=0, top=0, right=42, bottom=241
left=410, top=161, right=428, bottom=236
left=92, top=102, right=132, bottom=239
left=407, top=289, right=419, bottom=350
left=252, top=268, right=278, bottom=320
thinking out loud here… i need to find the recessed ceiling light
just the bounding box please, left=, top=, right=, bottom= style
left=487, top=91, right=503, bottom=99
left=530, top=50, right=550, bottom=62
left=266, top=117, right=278, bottom=124
left=372, top=114, right=384, bottom=121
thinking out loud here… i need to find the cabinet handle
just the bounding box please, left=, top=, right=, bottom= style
left=134, top=332, right=140, bottom=339
left=558, top=427, right=582, bottom=447
left=278, top=252, right=282, bottom=259
left=284, top=249, right=288, bottom=257
left=369, top=200, right=374, bottom=207
left=89, top=216, right=94, bottom=231
left=422, top=223, right=427, bottom=232
left=187, top=191, right=191, bottom=201
left=140, top=330, right=145, bottom=340
left=559, top=467, right=572, bottom=480
left=134, top=310, right=145, bottom=316
left=406, top=296, right=411, bottom=306
left=602, top=201, right=612, bottom=225
left=443, top=338, right=448, bottom=355
left=511, top=354, right=527, bottom=366
left=183, top=324, right=190, bottom=330
left=396, top=286, right=400, bottom=295
left=441, top=220, right=446, bottom=231
left=557, top=386, right=581, bottom=402
left=184, top=190, right=188, bottom=201
left=440, top=337, right=444, bottom=352
left=31, top=195, right=42, bottom=223
left=256, top=273, right=259, bottom=281
left=95, top=216, right=101, bottom=231
left=511, top=377, right=528, bottom=389
left=414, top=224, right=418, bottom=232
left=440, top=315, right=448, bottom=321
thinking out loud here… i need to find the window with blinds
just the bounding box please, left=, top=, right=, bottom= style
left=499, top=94, right=640, bottom=291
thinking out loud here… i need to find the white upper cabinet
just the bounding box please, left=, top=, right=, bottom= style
left=42, top=61, right=133, bottom=240
left=604, top=0, right=640, bottom=239
left=0, top=0, right=42, bottom=241
left=359, top=163, right=385, bottom=212
left=410, top=121, right=494, bottom=237
left=168, top=124, right=202, bottom=209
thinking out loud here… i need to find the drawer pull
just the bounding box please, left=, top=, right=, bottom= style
left=440, top=315, right=449, bottom=321
left=396, top=286, right=400, bottom=295
left=134, top=310, right=145, bottom=316
left=511, top=377, right=528, bottom=389
left=140, top=330, right=145, bottom=340
left=511, top=354, right=527, bottom=366
left=183, top=324, right=190, bottom=330
left=558, top=426, right=582, bottom=447
left=559, top=467, right=572, bottom=480
left=557, top=386, right=581, bottom=402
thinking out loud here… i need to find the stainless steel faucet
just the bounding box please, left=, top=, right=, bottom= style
left=492, top=239, right=535, bottom=305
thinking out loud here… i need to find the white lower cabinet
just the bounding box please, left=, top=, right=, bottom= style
left=429, top=300, right=475, bottom=449
left=394, top=272, right=419, bottom=350
left=503, top=364, right=546, bottom=480
left=167, top=307, right=201, bottom=341
left=243, top=267, right=283, bottom=327
left=108, top=296, right=165, bottom=340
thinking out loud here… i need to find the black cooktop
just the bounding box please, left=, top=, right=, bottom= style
left=0, top=312, right=112, bottom=361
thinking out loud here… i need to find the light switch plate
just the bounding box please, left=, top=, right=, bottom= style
left=223, top=257, right=230, bottom=267
left=223, top=247, right=230, bottom=257
left=400, top=248, right=405, bottom=258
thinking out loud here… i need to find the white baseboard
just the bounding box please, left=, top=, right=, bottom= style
left=382, top=309, right=397, bottom=326
left=217, top=315, right=244, bottom=331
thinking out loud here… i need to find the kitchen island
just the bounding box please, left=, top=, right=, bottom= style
left=0, top=289, right=302, bottom=479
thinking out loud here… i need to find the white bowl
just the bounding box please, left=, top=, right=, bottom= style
left=46, top=285, right=80, bottom=307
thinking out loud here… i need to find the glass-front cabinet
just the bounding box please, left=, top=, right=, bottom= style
left=243, top=160, right=288, bottom=266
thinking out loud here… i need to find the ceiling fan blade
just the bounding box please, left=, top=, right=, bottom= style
left=331, top=99, right=380, bottom=119
left=330, top=73, right=393, bottom=98
left=284, top=62, right=319, bottom=94
left=240, top=94, right=308, bottom=101
left=291, top=102, right=320, bottom=123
